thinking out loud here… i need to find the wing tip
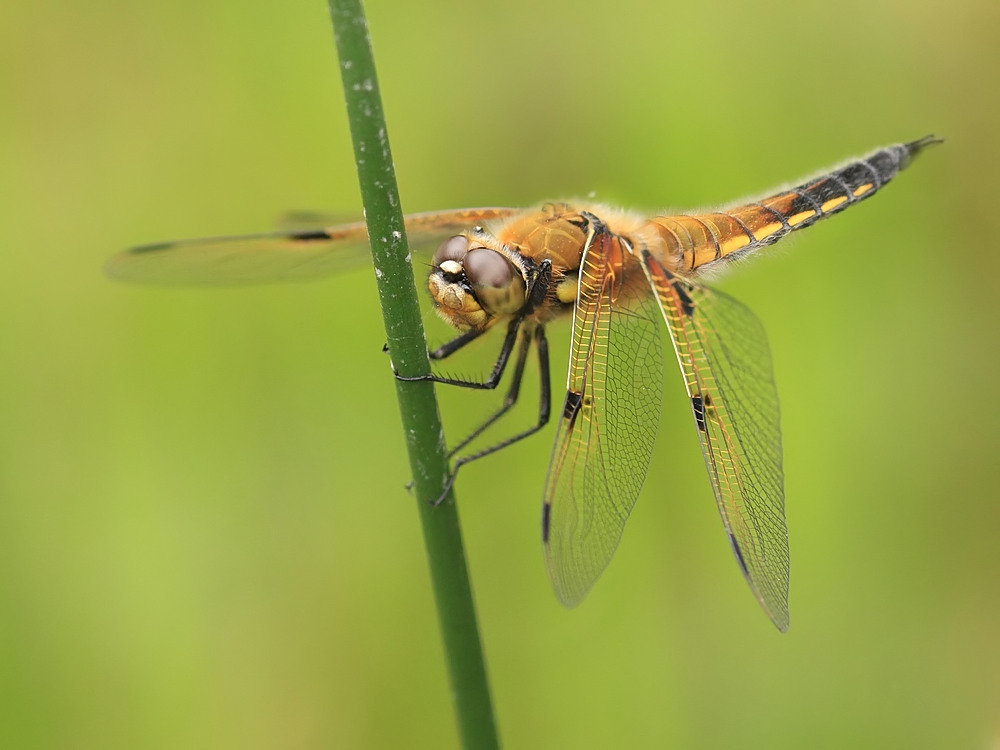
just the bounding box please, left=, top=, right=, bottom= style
left=549, top=577, right=587, bottom=609
left=103, top=252, right=145, bottom=282
left=543, top=541, right=591, bottom=609
left=105, top=241, right=178, bottom=281
left=727, top=533, right=790, bottom=632
left=770, top=605, right=790, bottom=632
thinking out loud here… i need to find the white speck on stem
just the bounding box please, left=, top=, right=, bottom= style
left=392, top=230, right=401, bottom=240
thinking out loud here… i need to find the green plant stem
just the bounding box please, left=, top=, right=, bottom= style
left=328, top=2, right=500, bottom=748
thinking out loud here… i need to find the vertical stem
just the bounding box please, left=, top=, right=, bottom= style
left=327, top=2, right=500, bottom=748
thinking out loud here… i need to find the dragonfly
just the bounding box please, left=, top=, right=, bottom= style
left=108, top=136, right=941, bottom=631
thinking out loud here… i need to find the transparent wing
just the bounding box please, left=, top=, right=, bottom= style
left=106, top=207, right=519, bottom=285
left=542, top=223, right=663, bottom=606
left=642, top=253, right=789, bottom=630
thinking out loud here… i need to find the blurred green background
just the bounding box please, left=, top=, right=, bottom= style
left=2, top=0, right=997, bottom=747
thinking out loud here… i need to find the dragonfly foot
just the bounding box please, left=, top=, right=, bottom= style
left=393, top=369, right=435, bottom=382
left=428, top=470, right=458, bottom=507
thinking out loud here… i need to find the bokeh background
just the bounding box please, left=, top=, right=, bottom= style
left=2, top=0, right=998, bottom=747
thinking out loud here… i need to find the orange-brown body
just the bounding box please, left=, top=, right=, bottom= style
left=427, top=134, right=921, bottom=337
left=107, top=136, right=940, bottom=632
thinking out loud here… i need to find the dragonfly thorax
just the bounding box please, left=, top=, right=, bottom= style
left=429, top=233, right=528, bottom=331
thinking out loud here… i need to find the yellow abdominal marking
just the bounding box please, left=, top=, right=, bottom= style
left=821, top=196, right=849, bottom=212
left=721, top=235, right=751, bottom=254
left=787, top=210, right=816, bottom=226
left=853, top=183, right=874, bottom=197
left=756, top=222, right=783, bottom=240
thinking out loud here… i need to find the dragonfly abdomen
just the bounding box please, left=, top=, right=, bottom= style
left=648, top=136, right=941, bottom=275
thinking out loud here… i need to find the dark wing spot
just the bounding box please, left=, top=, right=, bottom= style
left=673, top=280, right=695, bottom=316
left=563, top=390, right=583, bottom=426
left=728, top=532, right=750, bottom=579
left=542, top=502, right=552, bottom=542
left=703, top=393, right=716, bottom=418
left=290, top=230, right=333, bottom=242
left=692, top=394, right=707, bottom=432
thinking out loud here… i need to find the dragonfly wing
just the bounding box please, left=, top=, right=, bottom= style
left=642, top=252, right=789, bottom=630
left=106, top=207, right=519, bottom=285
left=543, top=221, right=664, bottom=606
left=106, top=227, right=370, bottom=284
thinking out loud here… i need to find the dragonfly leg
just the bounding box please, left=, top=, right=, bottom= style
left=446, top=327, right=534, bottom=458
left=431, top=326, right=551, bottom=506
left=396, top=316, right=522, bottom=389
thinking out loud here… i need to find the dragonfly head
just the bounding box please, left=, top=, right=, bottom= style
left=428, top=233, right=528, bottom=330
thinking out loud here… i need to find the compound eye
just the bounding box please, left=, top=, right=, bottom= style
left=464, top=247, right=512, bottom=287
left=433, top=235, right=469, bottom=272
left=464, top=247, right=526, bottom=315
